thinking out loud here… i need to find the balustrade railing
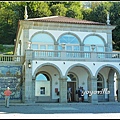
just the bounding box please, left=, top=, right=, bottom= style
left=0, top=51, right=119, bottom=62
left=0, top=55, right=24, bottom=63
left=32, top=50, right=120, bottom=61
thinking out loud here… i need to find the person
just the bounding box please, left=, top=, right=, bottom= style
left=4, top=87, right=12, bottom=108
left=81, top=87, right=85, bottom=102
left=77, top=87, right=82, bottom=102
left=67, top=87, right=72, bottom=102
left=116, top=89, right=118, bottom=101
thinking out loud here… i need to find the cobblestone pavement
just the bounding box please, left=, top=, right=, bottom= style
left=0, top=102, right=120, bottom=119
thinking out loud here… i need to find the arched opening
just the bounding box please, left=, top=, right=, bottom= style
left=35, top=72, right=51, bottom=102
left=58, top=34, right=80, bottom=51
left=67, top=72, right=77, bottom=102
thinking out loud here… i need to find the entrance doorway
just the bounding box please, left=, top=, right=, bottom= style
left=67, top=82, right=76, bottom=102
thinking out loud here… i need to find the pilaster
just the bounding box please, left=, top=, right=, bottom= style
left=88, top=77, right=98, bottom=104
left=59, top=77, right=67, bottom=103
left=108, top=77, right=115, bottom=102
left=24, top=49, right=34, bottom=103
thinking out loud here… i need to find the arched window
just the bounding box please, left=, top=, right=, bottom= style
left=97, top=74, right=104, bottom=94
left=84, top=35, right=105, bottom=52
left=67, top=73, right=77, bottom=81
left=31, top=33, right=54, bottom=50
left=58, top=34, right=80, bottom=51
left=35, top=73, right=50, bottom=96
left=36, top=73, right=50, bottom=81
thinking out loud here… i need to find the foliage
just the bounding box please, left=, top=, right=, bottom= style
left=0, top=1, right=120, bottom=50
left=65, top=2, right=83, bottom=19
left=0, top=44, right=14, bottom=54
left=50, top=3, right=67, bottom=16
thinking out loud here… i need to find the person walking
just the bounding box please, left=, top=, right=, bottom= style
left=4, top=87, right=12, bottom=108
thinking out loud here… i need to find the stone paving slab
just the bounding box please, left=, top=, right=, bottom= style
left=43, top=107, right=78, bottom=110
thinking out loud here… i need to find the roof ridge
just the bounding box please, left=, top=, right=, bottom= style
left=27, top=16, right=106, bottom=25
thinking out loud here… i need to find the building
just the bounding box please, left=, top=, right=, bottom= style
left=0, top=6, right=120, bottom=104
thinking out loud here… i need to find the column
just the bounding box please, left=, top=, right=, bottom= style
left=32, top=77, right=35, bottom=103
left=117, top=78, right=120, bottom=102
left=108, top=77, right=115, bottom=102
left=88, top=77, right=98, bottom=104
left=59, top=77, right=67, bottom=103
left=24, top=49, right=34, bottom=103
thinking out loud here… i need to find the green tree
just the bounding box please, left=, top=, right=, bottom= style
left=66, top=2, right=83, bottom=19
left=50, top=3, right=67, bottom=16
left=28, top=1, right=51, bottom=18
left=0, top=2, right=18, bottom=44
left=88, top=2, right=112, bottom=23
left=110, top=2, right=120, bottom=50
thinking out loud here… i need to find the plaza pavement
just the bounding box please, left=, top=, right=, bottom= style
left=0, top=101, right=120, bottom=119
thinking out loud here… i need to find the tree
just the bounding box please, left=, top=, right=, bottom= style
left=109, top=2, right=120, bottom=50
left=66, top=2, right=83, bottom=19
left=50, top=3, right=67, bottom=16
left=28, top=1, right=51, bottom=18
left=88, top=2, right=112, bottom=23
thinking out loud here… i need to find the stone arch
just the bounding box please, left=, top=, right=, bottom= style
left=57, top=32, right=82, bottom=45
left=35, top=71, right=52, bottom=81
left=30, top=31, right=57, bottom=44
left=65, top=63, right=93, bottom=77
left=83, top=33, right=106, bottom=46
left=95, top=64, right=120, bottom=78
left=33, top=63, right=63, bottom=79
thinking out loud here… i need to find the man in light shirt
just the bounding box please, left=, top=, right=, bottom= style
left=4, top=87, right=12, bottom=108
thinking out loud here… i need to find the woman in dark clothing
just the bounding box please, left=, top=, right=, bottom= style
left=116, top=89, right=118, bottom=101
left=78, top=87, right=82, bottom=102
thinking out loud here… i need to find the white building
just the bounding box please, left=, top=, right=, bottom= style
left=13, top=6, right=120, bottom=104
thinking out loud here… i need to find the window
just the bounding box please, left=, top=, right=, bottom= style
left=84, top=35, right=105, bottom=52
left=36, top=73, right=49, bottom=81
left=67, top=73, right=77, bottom=81
left=40, top=87, right=45, bottom=94
left=31, top=33, right=54, bottom=50
left=58, top=34, right=80, bottom=51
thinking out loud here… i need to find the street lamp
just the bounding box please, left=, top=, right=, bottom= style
left=28, top=60, right=31, bottom=68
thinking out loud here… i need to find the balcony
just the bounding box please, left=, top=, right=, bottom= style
left=32, top=50, right=120, bottom=62
left=0, top=51, right=119, bottom=63
left=0, top=55, right=24, bottom=63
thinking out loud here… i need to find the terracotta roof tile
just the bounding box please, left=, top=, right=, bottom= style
left=27, top=16, right=106, bottom=25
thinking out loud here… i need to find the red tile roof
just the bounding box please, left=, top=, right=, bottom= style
left=27, top=16, right=106, bottom=25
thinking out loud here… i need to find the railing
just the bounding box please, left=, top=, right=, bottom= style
left=0, top=55, right=24, bottom=63
left=32, top=50, right=120, bottom=62
left=0, top=51, right=119, bottom=62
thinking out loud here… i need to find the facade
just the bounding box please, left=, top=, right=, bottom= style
left=1, top=6, right=120, bottom=104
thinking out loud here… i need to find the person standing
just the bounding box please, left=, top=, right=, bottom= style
left=78, top=87, right=82, bottom=102
left=81, top=87, right=85, bottom=102
left=67, top=87, right=72, bottom=102
left=4, top=87, right=12, bottom=108
left=116, top=89, right=118, bottom=101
